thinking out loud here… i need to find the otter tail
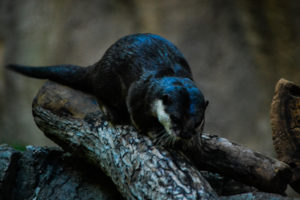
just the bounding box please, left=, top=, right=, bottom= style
left=6, top=64, right=94, bottom=93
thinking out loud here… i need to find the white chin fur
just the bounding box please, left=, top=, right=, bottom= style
left=151, top=99, right=173, bottom=136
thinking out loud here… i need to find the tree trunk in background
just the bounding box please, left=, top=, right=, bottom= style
left=0, top=0, right=299, bottom=154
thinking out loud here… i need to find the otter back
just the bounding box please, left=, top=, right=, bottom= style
left=7, top=33, right=208, bottom=144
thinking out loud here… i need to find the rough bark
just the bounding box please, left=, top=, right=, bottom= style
left=270, top=78, right=300, bottom=193
left=1, top=144, right=244, bottom=199
left=0, top=144, right=20, bottom=200
left=0, top=144, right=294, bottom=200
left=31, top=81, right=292, bottom=197
left=0, top=144, right=122, bottom=200
left=32, top=81, right=218, bottom=200
left=181, top=134, right=292, bottom=194
left=220, top=192, right=295, bottom=200
left=200, top=171, right=259, bottom=196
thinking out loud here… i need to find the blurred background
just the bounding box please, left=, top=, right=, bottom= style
left=0, top=0, right=299, bottom=156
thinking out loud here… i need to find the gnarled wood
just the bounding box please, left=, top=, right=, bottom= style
left=182, top=134, right=291, bottom=194
left=270, top=78, right=300, bottom=193
left=0, top=144, right=295, bottom=200
left=32, top=81, right=217, bottom=200
left=32, top=81, right=292, bottom=197
left=0, top=144, right=122, bottom=200
left=219, top=192, right=295, bottom=200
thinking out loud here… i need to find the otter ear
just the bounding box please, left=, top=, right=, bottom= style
left=205, top=100, right=209, bottom=108
left=162, top=94, right=172, bottom=105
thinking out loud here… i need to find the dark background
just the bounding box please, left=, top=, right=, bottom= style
left=0, top=0, right=299, bottom=157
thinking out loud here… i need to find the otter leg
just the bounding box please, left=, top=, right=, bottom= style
left=98, top=101, right=130, bottom=125
left=99, top=105, right=119, bottom=125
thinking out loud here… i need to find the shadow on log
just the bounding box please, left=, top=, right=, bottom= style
left=0, top=144, right=122, bottom=200
left=26, top=81, right=294, bottom=199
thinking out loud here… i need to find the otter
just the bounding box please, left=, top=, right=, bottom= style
left=7, top=33, right=208, bottom=146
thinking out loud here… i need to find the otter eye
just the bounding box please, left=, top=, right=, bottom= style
left=170, top=115, right=180, bottom=123
left=162, top=94, right=172, bottom=105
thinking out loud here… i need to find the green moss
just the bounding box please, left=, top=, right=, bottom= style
left=10, top=143, right=26, bottom=151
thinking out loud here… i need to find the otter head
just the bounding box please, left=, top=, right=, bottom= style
left=151, top=77, right=208, bottom=142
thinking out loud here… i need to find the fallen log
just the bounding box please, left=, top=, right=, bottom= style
left=32, top=81, right=218, bottom=200
left=270, top=78, right=300, bottom=193
left=0, top=144, right=122, bottom=200
left=0, top=144, right=294, bottom=199
left=219, top=192, right=295, bottom=200
left=32, top=81, right=292, bottom=197
left=182, top=133, right=292, bottom=194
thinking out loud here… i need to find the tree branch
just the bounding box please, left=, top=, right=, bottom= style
left=181, top=133, right=292, bottom=194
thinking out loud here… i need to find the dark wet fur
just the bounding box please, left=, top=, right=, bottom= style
left=7, top=33, right=208, bottom=142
